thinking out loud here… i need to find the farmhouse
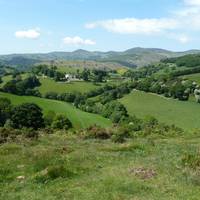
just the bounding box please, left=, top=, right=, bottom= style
left=64, top=74, right=81, bottom=82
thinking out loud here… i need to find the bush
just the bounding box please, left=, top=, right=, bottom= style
left=85, top=125, right=112, bottom=139
left=111, top=126, right=130, bottom=143
left=11, top=103, right=44, bottom=130
left=22, top=128, right=39, bottom=139
left=0, top=128, right=21, bottom=143
left=102, top=101, right=128, bottom=123
left=143, top=116, right=159, bottom=128
left=0, top=127, right=40, bottom=143
left=52, top=114, right=72, bottom=130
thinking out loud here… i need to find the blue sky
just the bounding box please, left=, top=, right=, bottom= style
left=1, top=0, right=200, bottom=54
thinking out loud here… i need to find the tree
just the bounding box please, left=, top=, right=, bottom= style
left=11, top=103, right=44, bottom=129
left=93, top=69, right=107, bottom=82
left=102, top=101, right=128, bottom=123
left=52, top=114, right=72, bottom=130
left=81, top=68, right=90, bottom=81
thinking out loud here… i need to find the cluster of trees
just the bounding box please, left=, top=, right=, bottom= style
left=134, top=77, right=193, bottom=101
left=33, top=65, right=109, bottom=83
left=43, top=82, right=134, bottom=123
left=78, top=68, right=109, bottom=82
left=33, top=65, right=65, bottom=81
left=0, top=98, right=72, bottom=130
left=163, top=54, right=200, bottom=68
left=124, top=64, right=168, bottom=80
left=2, top=75, right=41, bottom=96
left=99, top=83, right=135, bottom=104
left=171, top=66, right=200, bottom=77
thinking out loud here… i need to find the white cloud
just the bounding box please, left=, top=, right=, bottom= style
left=179, top=36, right=189, bottom=43
left=184, top=0, right=200, bottom=6
left=85, top=0, right=200, bottom=44
left=15, top=29, right=40, bottom=39
left=86, top=18, right=178, bottom=35
left=63, top=36, right=96, bottom=45
left=173, top=34, right=190, bottom=44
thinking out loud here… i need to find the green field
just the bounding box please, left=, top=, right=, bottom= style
left=37, top=77, right=102, bottom=95
left=57, top=66, right=83, bottom=73
left=1, top=133, right=200, bottom=200
left=0, top=73, right=30, bottom=87
left=182, top=73, right=200, bottom=84
left=119, top=90, right=200, bottom=130
left=0, top=92, right=111, bottom=129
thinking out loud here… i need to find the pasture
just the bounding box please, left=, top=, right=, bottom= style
left=119, top=90, right=200, bottom=130
left=37, top=77, right=103, bottom=95
left=0, top=92, right=111, bottom=129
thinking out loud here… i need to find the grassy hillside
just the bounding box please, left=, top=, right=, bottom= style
left=0, top=92, right=111, bottom=129
left=182, top=73, right=200, bottom=84
left=1, top=133, right=200, bottom=199
left=37, top=77, right=102, bottom=95
left=119, top=90, right=200, bottom=130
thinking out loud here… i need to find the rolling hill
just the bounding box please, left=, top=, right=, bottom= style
left=0, top=92, right=111, bottom=129
left=119, top=90, right=200, bottom=131
left=1, top=48, right=200, bottom=69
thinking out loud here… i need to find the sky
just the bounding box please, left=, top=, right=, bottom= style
left=1, top=0, right=200, bottom=54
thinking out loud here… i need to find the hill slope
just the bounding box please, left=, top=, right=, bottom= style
left=119, top=90, right=200, bottom=130
left=0, top=92, right=111, bottom=129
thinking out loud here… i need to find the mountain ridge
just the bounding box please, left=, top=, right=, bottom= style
left=1, top=47, right=200, bottom=68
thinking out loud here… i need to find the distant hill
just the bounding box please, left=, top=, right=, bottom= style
left=1, top=47, right=200, bottom=69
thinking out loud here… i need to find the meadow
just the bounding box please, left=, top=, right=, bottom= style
left=1, top=133, right=200, bottom=200
left=119, top=90, right=200, bottom=130
left=0, top=92, right=111, bottom=129
left=37, top=77, right=103, bottom=95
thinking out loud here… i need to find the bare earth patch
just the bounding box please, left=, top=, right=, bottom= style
left=129, top=167, right=157, bottom=180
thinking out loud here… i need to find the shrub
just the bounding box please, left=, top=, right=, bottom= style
left=0, top=127, right=21, bottom=143
left=11, top=103, right=44, bottom=130
left=85, top=125, right=112, bottom=139
left=111, top=126, right=130, bottom=143
left=22, top=128, right=39, bottom=139
left=143, top=116, right=159, bottom=128
left=52, top=114, right=72, bottom=130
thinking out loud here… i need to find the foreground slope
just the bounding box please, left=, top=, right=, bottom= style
left=1, top=133, right=200, bottom=200
left=119, top=90, right=200, bottom=130
left=0, top=92, right=111, bottom=129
